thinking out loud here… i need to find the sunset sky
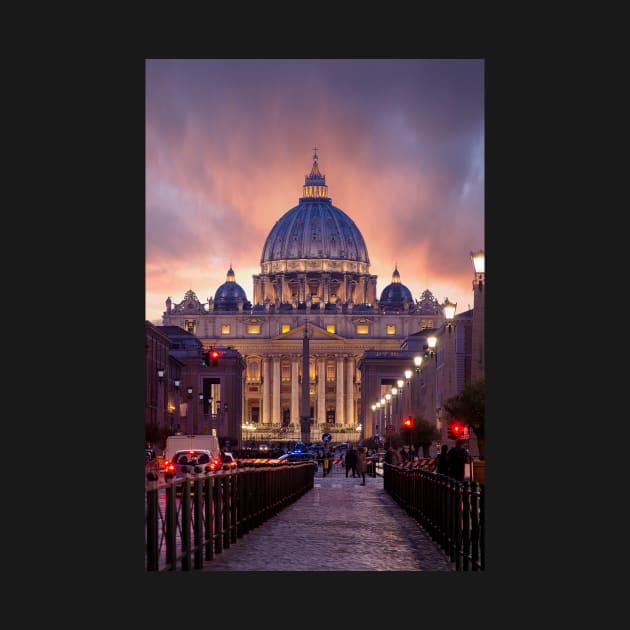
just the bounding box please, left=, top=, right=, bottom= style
left=146, top=59, right=484, bottom=324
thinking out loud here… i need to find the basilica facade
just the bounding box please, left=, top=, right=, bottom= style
left=161, top=152, right=448, bottom=445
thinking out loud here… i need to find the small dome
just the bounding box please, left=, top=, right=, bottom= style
left=379, top=266, right=413, bottom=310
left=213, top=266, right=251, bottom=311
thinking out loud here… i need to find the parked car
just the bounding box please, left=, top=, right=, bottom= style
left=163, top=449, right=220, bottom=480
left=220, top=452, right=238, bottom=471
left=277, top=451, right=318, bottom=471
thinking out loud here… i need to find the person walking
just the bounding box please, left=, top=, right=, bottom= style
left=345, top=445, right=358, bottom=477
left=356, top=446, right=368, bottom=485
left=447, top=439, right=470, bottom=481
left=436, top=444, right=449, bottom=475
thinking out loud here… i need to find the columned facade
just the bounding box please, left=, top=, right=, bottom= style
left=161, top=152, right=452, bottom=447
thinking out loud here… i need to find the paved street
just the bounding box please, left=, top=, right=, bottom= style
left=201, top=467, right=455, bottom=571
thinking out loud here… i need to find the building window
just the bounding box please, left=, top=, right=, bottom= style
left=221, top=324, right=231, bottom=335
left=356, top=324, right=369, bottom=335
left=281, top=324, right=291, bottom=334
left=386, top=324, right=396, bottom=335
left=326, top=409, right=336, bottom=424
left=326, top=324, right=336, bottom=334
left=247, top=324, right=261, bottom=335
left=281, top=363, right=291, bottom=382
left=185, top=319, right=195, bottom=333
left=326, top=363, right=336, bottom=382
left=421, top=319, right=434, bottom=329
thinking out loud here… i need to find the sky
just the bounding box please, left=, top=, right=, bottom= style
left=146, top=59, right=484, bottom=325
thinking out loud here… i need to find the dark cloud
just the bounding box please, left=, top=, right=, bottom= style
left=146, top=59, right=484, bottom=321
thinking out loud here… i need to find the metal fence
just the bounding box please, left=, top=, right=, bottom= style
left=145, top=463, right=315, bottom=571
left=384, top=463, right=485, bottom=571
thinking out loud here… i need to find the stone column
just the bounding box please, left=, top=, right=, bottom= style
left=336, top=355, right=345, bottom=425
left=262, top=356, right=271, bottom=424
left=272, top=355, right=281, bottom=425
left=317, top=356, right=326, bottom=426
left=345, top=356, right=354, bottom=427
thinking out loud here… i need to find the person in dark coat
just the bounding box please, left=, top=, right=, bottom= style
left=345, top=445, right=358, bottom=477
left=447, top=440, right=470, bottom=481
left=436, top=444, right=449, bottom=475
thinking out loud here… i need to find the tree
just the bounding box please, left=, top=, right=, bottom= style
left=443, top=378, right=485, bottom=459
left=410, top=415, right=441, bottom=457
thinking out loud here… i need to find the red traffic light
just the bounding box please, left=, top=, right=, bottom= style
left=210, top=349, right=219, bottom=366
left=402, top=417, right=413, bottom=429
left=448, top=421, right=466, bottom=439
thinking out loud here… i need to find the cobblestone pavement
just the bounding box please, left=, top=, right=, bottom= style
left=201, top=468, right=455, bottom=571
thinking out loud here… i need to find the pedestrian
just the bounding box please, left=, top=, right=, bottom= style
left=436, top=444, right=449, bottom=475
left=447, top=439, right=470, bottom=481
left=356, top=446, right=368, bottom=485
left=322, top=449, right=330, bottom=476
left=345, top=444, right=358, bottom=477
left=384, top=445, right=401, bottom=466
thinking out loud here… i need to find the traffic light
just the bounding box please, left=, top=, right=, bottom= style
left=448, top=420, right=465, bottom=440
left=210, top=349, right=219, bottom=366
left=402, top=417, right=413, bottom=429
left=201, top=350, right=209, bottom=367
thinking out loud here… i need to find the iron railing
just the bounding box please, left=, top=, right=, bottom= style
left=384, top=463, right=485, bottom=571
left=145, top=462, right=315, bottom=571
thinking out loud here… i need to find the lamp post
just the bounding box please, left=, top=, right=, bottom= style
left=173, top=379, right=181, bottom=433
left=441, top=297, right=458, bottom=412
left=404, top=369, right=412, bottom=418
left=157, top=368, right=165, bottom=436
left=396, top=379, right=404, bottom=427
left=199, top=393, right=206, bottom=434
left=186, top=386, right=193, bottom=433
left=470, top=250, right=485, bottom=384
left=385, top=393, right=392, bottom=435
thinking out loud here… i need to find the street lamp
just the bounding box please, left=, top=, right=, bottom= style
left=413, top=355, right=423, bottom=373
left=426, top=335, right=437, bottom=361
left=186, top=386, right=193, bottom=433
left=404, top=370, right=412, bottom=417
left=443, top=298, right=457, bottom=332
left=156, top=368, right=165, bottom=434
left=471, top=250, right=485, bottom=291
left=199, top=393, right=206, bottom=434
left=173, top=379, right=181, bottom=433
left=385, top=393, right=392, bottom=428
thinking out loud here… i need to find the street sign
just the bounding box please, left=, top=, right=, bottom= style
left=385, top=424, right=394, bottom=433
left=322, top=432, right=332, bottom=443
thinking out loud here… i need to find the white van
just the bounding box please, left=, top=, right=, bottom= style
left=164, top=434, right=220, bottom=462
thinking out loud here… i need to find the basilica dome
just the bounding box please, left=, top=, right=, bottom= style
left=260, top=151, right=369, bottom=265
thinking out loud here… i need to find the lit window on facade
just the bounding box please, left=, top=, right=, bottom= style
left=247, top=324, right=261, bottom=335
left=221, top=324, right=231, bottom=334
left=282, top=363, right=291, bottom=382
left=185, top=320, right=195, bottom=333
left=357, top=324, right=369, bottom=335
left=281, top=324, right=290, bottom=334
left=327, top=363, right=336, bottom=381
left=421, top=319, right=434, bottom=329
left=326, top=324, right=336, bottom=334
left=386, top=325, right=396, bottom=335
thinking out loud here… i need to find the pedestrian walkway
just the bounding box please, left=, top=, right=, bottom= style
left=201, top=467, right=455, bottom=571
